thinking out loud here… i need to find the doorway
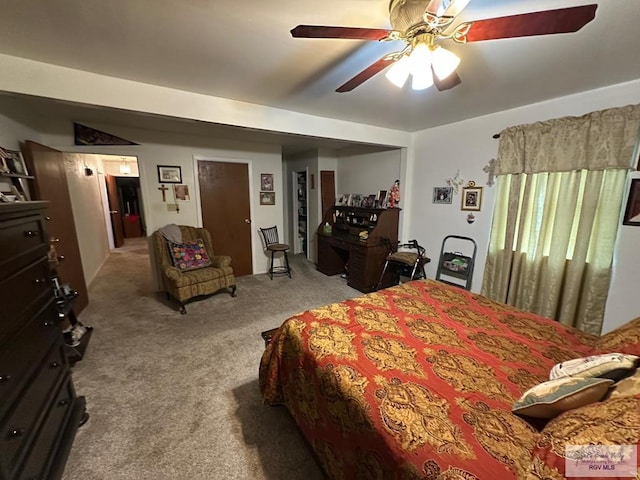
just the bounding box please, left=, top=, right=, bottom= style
left=197, top=159, right=253, bottom=276
left=101, top=156, right=144, bottom=248
left=293, top=170, right=308, bottom=257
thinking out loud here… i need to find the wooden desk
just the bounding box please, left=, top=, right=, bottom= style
left=317, top=232, right=391, bottom=293
left=316, top=206, right=400, bottom=293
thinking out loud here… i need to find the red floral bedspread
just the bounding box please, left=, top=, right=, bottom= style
left=259, top=280, right=599, bottom=479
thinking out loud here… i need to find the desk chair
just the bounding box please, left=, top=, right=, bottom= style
left=259, top=226, right=291, bottom=279
left=377, top=239, right=429, bottom=289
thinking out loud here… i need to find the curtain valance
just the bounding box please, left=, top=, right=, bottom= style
left=496, top=104, right=640, bottom=175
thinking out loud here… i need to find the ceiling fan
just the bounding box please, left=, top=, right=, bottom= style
left=291, top=0, right=598, bottom=92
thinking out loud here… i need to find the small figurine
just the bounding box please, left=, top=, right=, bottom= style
left=389, top=180, right=400, bottom=208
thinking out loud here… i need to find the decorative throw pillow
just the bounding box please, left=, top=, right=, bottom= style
left=549, top=353, right=639, bottom=381
left=605, top=368, right=640, bottom=400
left=512, top=377, right=614, bottom=419
left=168, top=239, right=211, bottom=271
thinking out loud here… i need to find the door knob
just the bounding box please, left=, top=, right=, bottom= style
left=244, top=219, right=251, bottom=224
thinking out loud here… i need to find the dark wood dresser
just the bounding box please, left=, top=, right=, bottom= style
left=0, top=201, right=85, bottom=480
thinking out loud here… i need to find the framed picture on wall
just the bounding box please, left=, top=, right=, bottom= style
left=260, top=173, right=274, bottom=191
left=461, top=183, right=483, bottom=211
left=157, top=165, right=182, bottom=183
left=260, top=191, right=275, bottom=205
left=623, top=179, right=640, bottom=226
left=173, top=184, right=191, bottom=202
left=433, top=187, right=453, bottom=204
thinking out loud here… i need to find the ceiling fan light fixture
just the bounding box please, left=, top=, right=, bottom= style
left=411, top=67, right=434, bottom=90
left=409, top=42, right=432, bottom=74
left=431, top=45, right=460, bottom=80
left=385, top=55, right=411, bottom=88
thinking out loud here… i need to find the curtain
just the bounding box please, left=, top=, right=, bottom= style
left=482, top=105, right=640, bottom=335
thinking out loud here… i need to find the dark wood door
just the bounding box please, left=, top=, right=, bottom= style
left=105, top=174, right=124, bottom=247
left=320, top=170, right=336, bottom=219
left=22, top=141, right=89, bottom=314
left=198, top=160, right=252, bottom=276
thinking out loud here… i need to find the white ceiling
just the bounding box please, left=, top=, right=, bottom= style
left=0, top=0, right=639, bottom=132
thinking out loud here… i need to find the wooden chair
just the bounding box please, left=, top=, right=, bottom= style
left=259, top=226, right=291, bottom=279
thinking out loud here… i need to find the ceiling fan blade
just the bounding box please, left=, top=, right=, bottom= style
left=336, top=57, right=396, bottom=93
left=291, top=25, right=392, bottom=40
left=432, top=67, right=462, bottom=91
left=426, top=0, right=470, bottom=18
left=459, top=4, right=597, bottom=43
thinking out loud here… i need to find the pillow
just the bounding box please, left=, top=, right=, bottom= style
left=549, top=353, right=639, bottom=381
left=168, top=239, right=211, bottom=271
left=594, top=316, right=640, bottom=356
left=512, top=377, right=613, bottom=419
left=605, top=368, right=640, bottom=400
left=530, top=395, right=640, bottom=478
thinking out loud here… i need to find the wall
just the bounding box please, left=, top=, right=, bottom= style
left=63, top=153, right=111, bottom=286
left=35, top=120, right=284, bottom=276
left=337, top=148, right=402, bottom=196
left=408, top=79, right=640, bottom=334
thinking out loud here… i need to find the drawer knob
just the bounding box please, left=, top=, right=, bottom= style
left=50, top=362, right=61, bottom=369
left=24, top=230, right=40, bottom=237
left=58, top=399, right=70, bottom=407
left=8, top=428, right=25, bottom=439
left=50, top=237, right=61, bottom=243
left=43, top=321, right=54, bottom=327
left=57, top=255, right=65, bottom=261
left=0, top=374, right=11, bottom=383
left=35, top=278, right=48, bottom=284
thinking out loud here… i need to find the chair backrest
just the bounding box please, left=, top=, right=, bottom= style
left=152, top=225, right=215, bottom=269
left=259, top=226, right=280, bottom=247
left=398, top=239, right=426, bottom=258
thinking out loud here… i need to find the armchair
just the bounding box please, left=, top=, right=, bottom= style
left=152, top=225, right=236, bottom=314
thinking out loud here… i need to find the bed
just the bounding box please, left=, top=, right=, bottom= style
left=259, top=279, right=640, bottom=479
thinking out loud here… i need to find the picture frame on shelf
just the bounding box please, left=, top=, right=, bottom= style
left=157, top=165, right=182, bottom=183
left=350, top=193, right=363, bottom=207
left=433, top=187, right=453, bottom=204
left=260, top=173, right=274, bottom=192
left=623, top=178, right=640, bottom=226
left=5, top=150, right=28, bottom=176
left=461, top=184, right=483, bottom=211
left=260, top=191, right=276, bottom=205
left=377, top=190, right=387, bottom=208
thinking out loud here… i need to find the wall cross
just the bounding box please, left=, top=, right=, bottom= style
left=483, top=159, right=496, bottom=187
left=158, top=184, right=169, bottom=201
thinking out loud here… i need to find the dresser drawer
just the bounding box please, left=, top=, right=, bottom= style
left=0, top=341, right=67, bottom=477
left=0, top=257, right=52, bottom=341
left=0, top=300, right=61, bottom=418
left=16, top=376, right=76, bottom=480
left=0, top=214, right=48, bottom=278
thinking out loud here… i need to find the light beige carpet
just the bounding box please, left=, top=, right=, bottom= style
left=63, top=238, right=359, bottom=480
